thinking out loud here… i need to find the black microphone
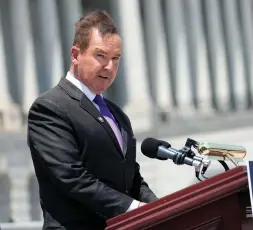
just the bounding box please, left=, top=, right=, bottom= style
left=141, top=137, right=203, bottom=167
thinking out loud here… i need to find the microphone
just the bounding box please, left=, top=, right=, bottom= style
left=141, top=137, right=247, bottom=182
left=141, top=138, right=209, bottom=169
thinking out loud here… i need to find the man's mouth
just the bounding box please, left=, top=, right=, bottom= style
left=98, top=75, right=109, bottom=79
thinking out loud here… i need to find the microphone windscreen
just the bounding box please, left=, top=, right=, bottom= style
left=141, top=138, right=171, bottom=158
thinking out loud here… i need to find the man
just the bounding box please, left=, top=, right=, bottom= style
left=27, top=10, right=158, bottom=230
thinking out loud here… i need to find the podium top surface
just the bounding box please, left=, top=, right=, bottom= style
left=107, top=166, right=249, bottom=230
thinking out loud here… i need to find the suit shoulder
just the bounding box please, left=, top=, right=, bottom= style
left=36, top=85, right=64, bottom=102
left=29, top=85, right=65, bottom=113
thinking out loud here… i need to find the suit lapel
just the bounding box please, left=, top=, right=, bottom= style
left=80, top=95, right=123, bottom=156
left=58, top=77, right=124, bottom=156
left=106, top=102, right=128, bottom=156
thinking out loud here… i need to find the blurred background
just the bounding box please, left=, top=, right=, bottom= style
left=0, top=0, right=253, bottom=229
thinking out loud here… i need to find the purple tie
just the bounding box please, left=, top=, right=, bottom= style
left=93, top=95, right=123, bottom=151
left=93, top=95, right=117, bottom=125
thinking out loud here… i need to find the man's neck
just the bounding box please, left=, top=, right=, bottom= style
left=65, top=71, right=97, bottom=102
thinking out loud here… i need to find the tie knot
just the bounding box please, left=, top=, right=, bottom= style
left=93, top=95, right=106, bottom=106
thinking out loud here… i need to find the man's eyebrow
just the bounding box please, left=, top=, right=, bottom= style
left=95, top=48, right=121, bottom=57
left=95, top=48, right=107, bottom=54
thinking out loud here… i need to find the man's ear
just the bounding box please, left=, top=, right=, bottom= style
left=71, top=46, right=80, bottom=65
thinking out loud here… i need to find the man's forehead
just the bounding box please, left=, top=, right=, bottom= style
left=89, top=28, right=121, bottom=50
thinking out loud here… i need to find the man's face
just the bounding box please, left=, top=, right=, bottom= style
left=71, top=28, right=122, bottom=94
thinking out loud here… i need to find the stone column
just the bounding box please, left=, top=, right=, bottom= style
left=0, top=0, right=33, bottom=130
left=8, top=0, right=39, bottom=220
left=32, top=0, right=64, bottom=93
left=183, top=0, right=213, bottom=115
left=0, top=18, right=8, bottom=109
left=113, top=0, right=153, bottom=132
left=56, top=0, right=82, bottom=72
left=238, top=0, right=253, bottom=108
left=0, top=8, right=13, bottom=129
left=142, top=0, right=173, bottom=121
left=163, top=0, right=194, bottom=117
left=220, top=0, right=246, bottom=110
left=9, top=0, right=38, bottom=117
left=202, top=0, right=230, bottom=111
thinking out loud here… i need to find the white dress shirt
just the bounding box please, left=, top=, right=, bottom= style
left=65, top=71, right=139, bottom=212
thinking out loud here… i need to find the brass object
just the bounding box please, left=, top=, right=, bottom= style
left=197, top=142, right=246, bottom=166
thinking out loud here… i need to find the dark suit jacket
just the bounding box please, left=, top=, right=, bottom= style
left=27, top=77, right=158, bottom=230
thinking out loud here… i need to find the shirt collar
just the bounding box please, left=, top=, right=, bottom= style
left=65, top=71, right=102, bottom=102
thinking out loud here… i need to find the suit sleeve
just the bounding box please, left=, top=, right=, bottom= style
left=131, top=162, right=159, bottom=203
left=27, top=98, right=133, bottom=219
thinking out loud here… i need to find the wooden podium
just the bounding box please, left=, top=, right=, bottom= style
left=106, top=166, right=253, bottom=230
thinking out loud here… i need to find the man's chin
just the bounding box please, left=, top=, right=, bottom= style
left=92, top=82, right=112, bottom=94
left=92, top=86, right=109, bottom=95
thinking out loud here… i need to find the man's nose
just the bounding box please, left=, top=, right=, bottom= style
left=104, top=60, right=113, bottom=71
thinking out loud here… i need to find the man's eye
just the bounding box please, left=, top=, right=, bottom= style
left=112, top=57, right=119, bottom=61
left=97, top=54, right=104, bottom=58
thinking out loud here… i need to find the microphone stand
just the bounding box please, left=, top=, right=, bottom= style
left=173, top=141, right=211, bottom=182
